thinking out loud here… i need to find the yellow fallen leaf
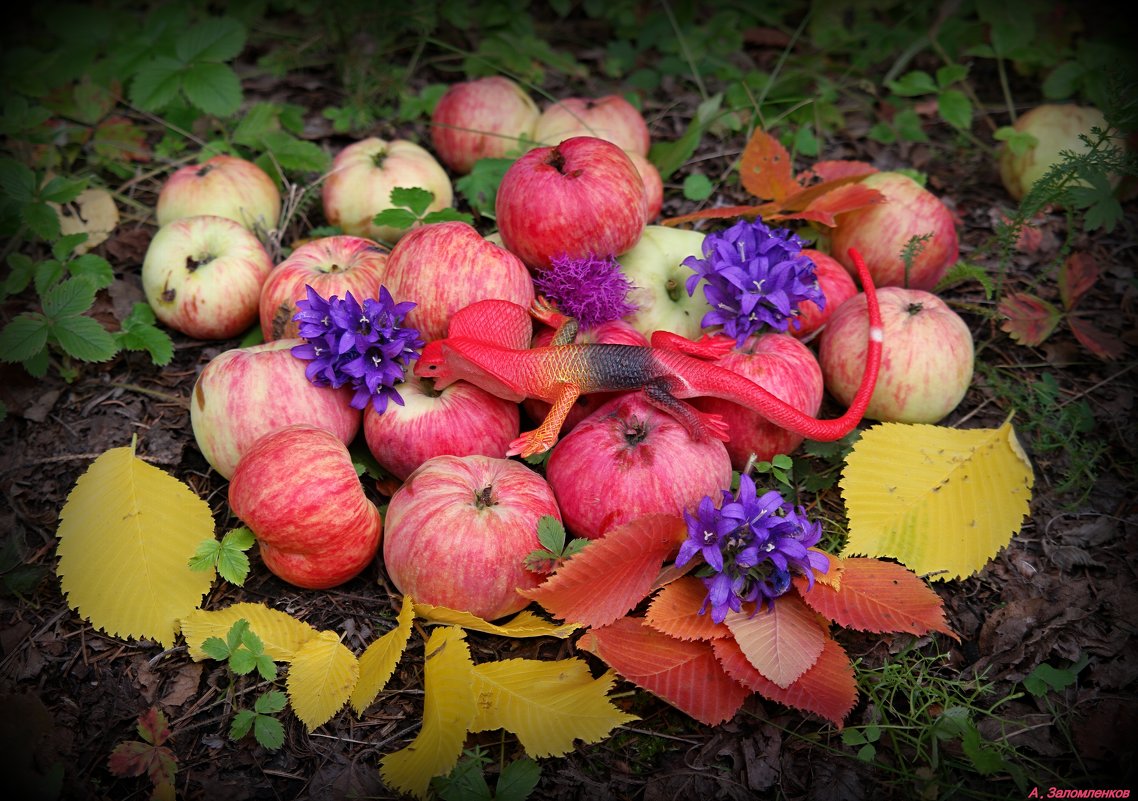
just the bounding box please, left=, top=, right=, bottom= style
left=287, top=631, right=360, bottom=731
left=469, top=659, right=637, bottom=758
left=350, top=595, right=415, bottom=715
left=56, top=445, right=215, bottom=647
left=840, top=419, right=1034, bottom=580
left=414, top=603, right=579, bottom=638
left=52, top=187, right=119, bottom=253
left=381, top=627, right=475, bottom=800
left=180, top=602, right=321, bottom=661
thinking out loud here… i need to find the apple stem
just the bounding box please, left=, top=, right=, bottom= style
left=666, top=278, right=682, bottom=302
left=907, top=302, right=924, bottom=315
left=475, top=485, right=495, bottom=508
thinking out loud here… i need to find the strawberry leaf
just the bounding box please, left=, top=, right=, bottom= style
left=1068, top=316, right=1127, bottom=360
left=998, top=292, right=1062, bottom=347
left=1058, top=252, right=1100, bottom=310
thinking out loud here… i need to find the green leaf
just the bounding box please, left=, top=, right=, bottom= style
left=239, top=626, right=265, bottom=655
left=2, top=252, right=35, bottom=297
left=181, top=62, right=242, bottom=117
left=994, top=127, right=1037, bottom=156
left=935, top=64, right=970, bottom=89
left=34, top=260, right=66, bottom=297
left=231, top=102, right=280, bottom=146
left=69, top=254, right=116, bottom=290
left=536, top=515, right=565, bottom=553
left=0, top=314, right=50, bottom=363
left=887, top=70, right=938, bottom=97
left=422, top=209, right=473, bottom=226
left=683, top=173, right=713, bottom=201
left=960, top=724, right=1004, bottom=775
left=201, top=636, right=231, bottom=661
left=255, top=654, right=276, bottom=681
left=39, top=175, right=87, bottom=205
left=496, top=755, right=539, bottom=801
left=893, top=108, right=929, bottom=143
left=22, top=201, right=61, bottom=240
left=1024, top=655, right=1089, bottom=696
left=214, top=526, right=255, bottom=585
left=42, top=276, right=96, bottom=319
left=22, top=348, right=50, bottom=378
left=455, top=158, right=513, bottom=217
left=937, top=90, right=972, bottom=131
left=229, top=709, right=255, bottom=740
left=53, top=233, right=90, bottom=261
left=175, top=17, right=246, bottom=63
left=255, top=690, right=288, bottom=715
left=1070, top=178, right=1124, bottom=233
left=130, top=57, right=185, bottom=112
left=188, top=539, right=222, bottom=572
left=1042, top=61, right=1085, bottom=101
left=371, top=208, right=419, bottom=230
left=229, top=649, right=258, bottom=675
left=253, top=715, right=285, bottom=750
left=116, top=321, right=175, bottom=366
left=51, top=315, right=118, bottom=362
left=0, top=158, right=37, bottom=203
left=260, top=130, right=331, bottom=173
left=388, top=186, right=434, bottom=215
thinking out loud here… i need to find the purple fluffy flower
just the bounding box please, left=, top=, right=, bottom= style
left=290, top=285, right=424, bottom=414
left=533, top=253, right=637, bottom=330
left=675, top=473, right=830, bottom=624
left=683, top=218, right=824, bottom=346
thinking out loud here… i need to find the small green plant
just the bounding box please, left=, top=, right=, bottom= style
left=370, top=187, right=473, bottom=241
left=976, top=364, right=1105, bottom=505
left=189, top=527, right=256, bottom=586
left=429, top=745, right=541, bottom=801
left=1023, top=654, right=1089, bottom=697
left=229, top=690, right=287, bottom=752
left=873, top=64, right=974, bottom=145
left=201, top=618, right=277, bottom=681
left=107, top=706, right=179, bottom=801
left=525, top=515, right=588, bottom=574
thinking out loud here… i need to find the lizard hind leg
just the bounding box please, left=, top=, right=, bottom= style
left=642, top=381, right=731, bottom=442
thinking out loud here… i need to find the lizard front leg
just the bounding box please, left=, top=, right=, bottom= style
left=529, top=296, right=580, bottom=346
left=642, top=380, right=731, bottom=442
left=507, top=382, right=582, bottom=457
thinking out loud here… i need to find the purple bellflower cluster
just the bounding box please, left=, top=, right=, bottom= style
left=290, top=285, right=424, bottom=414
left=683, top=218, right=825, bottom=346
left=533, top=253, right=637, bottom=330
left=675, top=473, right=830, bottom=624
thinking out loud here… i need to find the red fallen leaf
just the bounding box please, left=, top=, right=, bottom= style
left=645, top=575, right=731, bottom=641
left=739, top=129, right=801, bottom=201
left=998, top=292, right=1062, bottom=347
left=107, top=706, right=177, bottom=793
left=520, top=514, right=685, bottom=628
left=713, top=632, right=857, bottom=728
left=1068, top=316, right=1127, bottom=361
left=1059, top=252, right=1100, bottom=310
left=795, top=557, right=958, bottom=640
left=769, top=183, right=887, bottom=227
left=723, top=593, right=827, bottom=688
left=578, top=616, right=750, bottom=726
left=659, top=203, right=771, bottom=228
left=796, top=160, right=877, bottom=185
left=93, top=115, right=152, bottom=163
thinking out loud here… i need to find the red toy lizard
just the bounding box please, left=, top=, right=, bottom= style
left=414, top=248, right=884, bottom=458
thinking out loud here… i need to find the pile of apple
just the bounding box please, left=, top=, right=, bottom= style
left=141, top=74, right=974, bottom=621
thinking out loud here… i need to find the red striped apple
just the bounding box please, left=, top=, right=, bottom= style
left=229, top=424, right=382, bottom=590
left=381, top=221, right=534, bottom=342
left=142, top=215, right=273, bottom=340
left=363, top=377, right=520, bottom=481
left=819, top=286, right=974, bottom=423
left=382, top=455, right=561, bottom=620
left=533, top=95, right=650, bottom=156
left=628, top=151, right=663, bottom=221
left=322, top=138, right=453, bottom=244
left=258, top=235, right=389, bottom=341
left=545, top=393, right=732, bottom=540
left=156, top=154, right=281, bottom=232
left=790, top=249, right=859, bottom=340
left=692, top=333, right=824, bottom=468
left=190, top=338, right=361, bottom=479
left=496, top=136, right=648, bottom=271
left=430, top=76, right=539, bottom=174
left=828, top=171, right=959, bottom=291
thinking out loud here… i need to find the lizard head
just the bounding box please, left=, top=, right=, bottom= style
left=413, top=340, right=459, bottom=387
